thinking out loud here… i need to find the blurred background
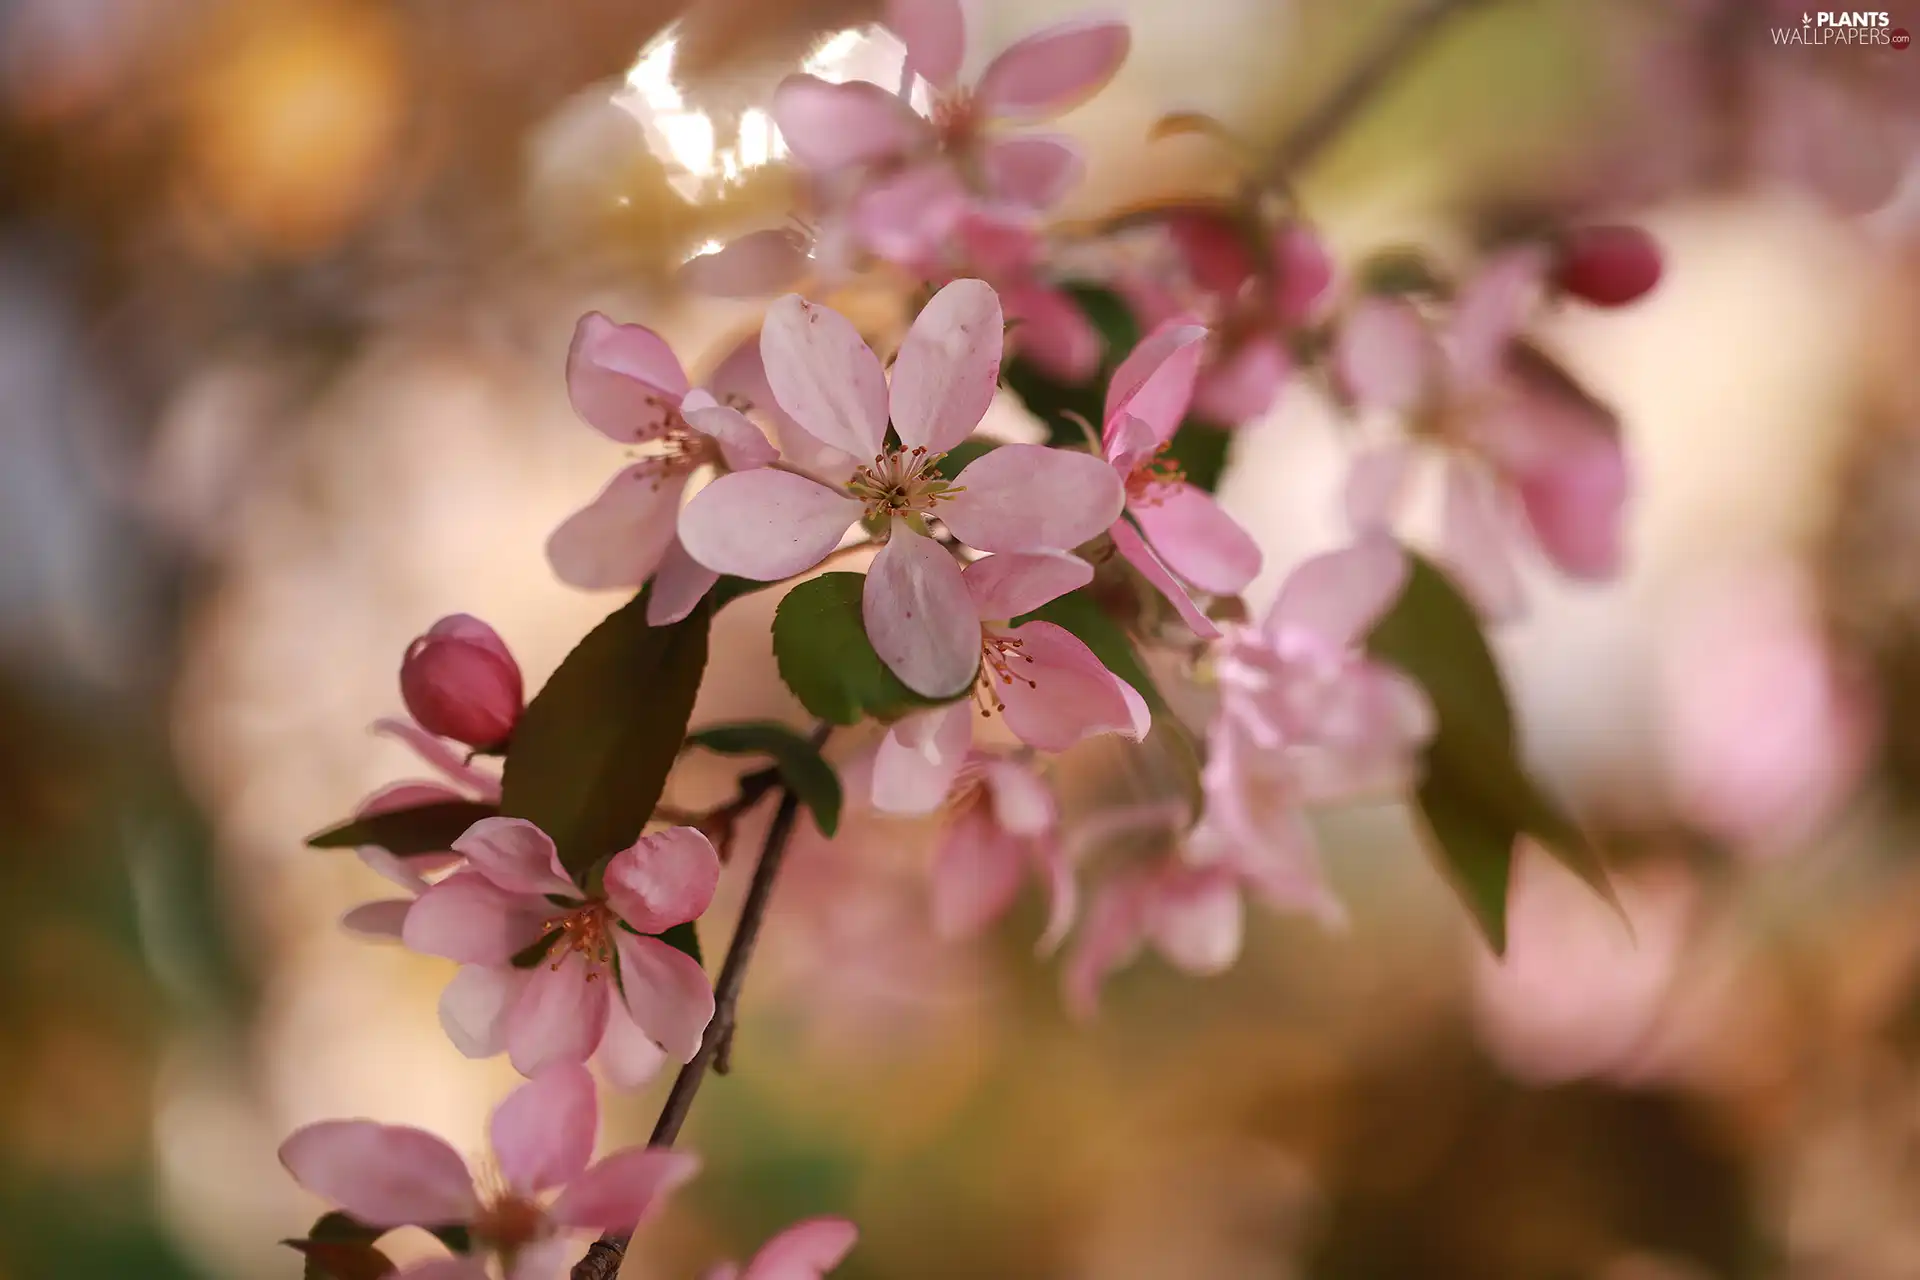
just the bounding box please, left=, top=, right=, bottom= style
left=4, top=0, right=1920, bottom=1275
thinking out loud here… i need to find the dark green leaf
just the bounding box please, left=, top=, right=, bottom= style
left=283, top=1213, right=393, bottom=1280
left=1164, top=421, right=1232, bottom=492
left=929, top=438, right=998, bottom=481
left=689, top=721, right=842, bottom=836
left=1004, top=356, right=1102, bottom=449
left=772, top=573, right=952, bottom=725
left=306, top=801, right=499, bottom=855
left=1365, top=552, right=1615, bottom=954
left=1063, top=283, right=1140, bottom=362
left=307, top=1213, right=382, bottom=1244
left=657, top=919, right=703, bottom=967
left=1014, top=588, right=1163, bottom=712
left=427, top=1225, right=473, bottom=1255
left=510, top=930, right=561, bottom=969
left=499, top=587, right=711, bottom=880
left=1358, top=247, right=1446, bottom=298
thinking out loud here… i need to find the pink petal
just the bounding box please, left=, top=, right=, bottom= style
left=1335, top=299, right=1434, bottom=413
left=397, top=1260, right=490, bottom=1280
left=1002, top=283, right=1100, bottom=384
left=940, top=444, right=1126, bottom=553
left=1344, top=441, right=1418, bottom=533
left=612, top=932, right=716, bottom=1063
left=956, top=209, right=1043, bottom=276
left=981, top=758, right=1056, bottom=835
left=759, top=293, right=891, bottom=458
left=1103, top=321, right=1207, bottom=447
left=889, top=278, right=1004, bottom=454
left=963, top=550, right=1092, bottom=620
left=931, top=806, right=1029, bottom=938
left=549, top=1147, right=701, bottom=1233
left=504, top=1240, right=575, bottom=1280
left=504, top=951, right=612, bottom=1077
left=888, top=0, right=965, bottom=88
left=647, top=538, right=721, bottom=625
left=1109, top=518, right=1218, bottom=638
left=357, top=844, right=434, bottom=892
left=342, top=898, right=413, bottom=939
left=372, top=718, right=500, bottom=800
left=547, top=463, right=686, bottom=591
left=1191, top=338, right=1289, bottom=425
left=1061, top=875, right=1150, bottom=1020
left=1445, top=246, right=1548, bottom=386
left=739, top=1218, right=859, bottom=1280
left=1102, top=412, right=1160, bottom=476
left=1265, top=537, right=1409, bottom=649
left=676, top=469, right=861, bottom=580
left=975, top=18, right=1130, bottom=120
left=596, top=1001, right=670, bottom=1089
left=490, top=1064, right=597, bottom=1195
left=1269, top=223, right=1334, bottom=326
left=709, top=336, right=857, bottom=483
left=864, top=524, right=981, bottom=698
left=1131, top=481, right=1260, bottom=595
left=567, top=313, right=689, bottom=443
left=683, top=392, right=780, bottom=471
left=679, top=230, right=812, bottom=299
left=852, top=163, right=969, bottom=268
left=438, top=965, right=523, bottom=1058
left=982, top=134, right=1085, bottom=209
left=871, top=703, right=973, bottom=814
left=1145, top=870, right=1243, bottom=975
left=1440, top=460, right=1527, bottom=622
left=771, top=74, right=931, bottom=172
left=1164, top=211, right=1255, bottom=296
left=279, top=1121, right=477, bottom=1228
left=1516, top=434, right=1628, bottom=580
left=994, top=621, right=1139, bottom=751
left=604, top=827, right=721, bottom=933
left=355, top=779, right=463, bottom=819
left=453, top=817, right=578, bottom=898
left=403, top=873, right=552, bottom=965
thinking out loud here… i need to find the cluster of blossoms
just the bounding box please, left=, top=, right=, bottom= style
left=284, top=2, right=1668, bottom=1276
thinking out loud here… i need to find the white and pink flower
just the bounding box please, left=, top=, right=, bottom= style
left=703, top=1217, right=859, bottom=1280
left=280, top=1064, right=698, bottom=1280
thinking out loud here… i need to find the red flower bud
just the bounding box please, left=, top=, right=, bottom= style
left=399, top=615, right=523, bottom=750
left=1555, top=225, right=1662, bottom=308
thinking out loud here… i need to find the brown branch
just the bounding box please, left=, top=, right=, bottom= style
left=1259, top=0, right=1491, bottom=186
left=571, top=784, right=809, bottom=1280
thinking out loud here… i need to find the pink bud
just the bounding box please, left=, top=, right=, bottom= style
left=1554, top=225, right=1662, bottom=308
left=399, top=615, right=523, bottom=749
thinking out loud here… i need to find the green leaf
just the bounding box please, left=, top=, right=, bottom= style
left=1063, top=283, right=1140, bottom=362
left=509, top=929, right=561, bottom=969
left=427, top=1225, right=473, bottom=1255
left=1014, top=588, right=1163, bottom=712
left=689, top=721, right=842, bottom=836
left=499, top=587, right=711, bottom=880
left=772, top=573, right=951, bottom=725
left=1002, top=285, right=1136, bottom=450
left=1358, top=246, right=1446, bottom=298
left=1365, top=552, right=1615, bottom=954
left=283, top=1213, right=393, bottom=1280
left=306, top=801, right=499, bottom=855
left=656, top=919, right=703, bottom=967
left=929, top=437, right=998, bottom=481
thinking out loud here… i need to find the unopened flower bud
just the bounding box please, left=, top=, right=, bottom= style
left=1555, top=225, right=1662, bottom=308
left=399, top=614, right=523, bottom=749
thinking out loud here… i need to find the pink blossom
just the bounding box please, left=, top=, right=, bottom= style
left=548, top=312, right=779, bottom=622
left=702, top=1217, right=859, bottom=1280
left=400, top=615, right=524, bottom=751
left=402, top=817, right=718, bottom=1086
left=947, top=209, right=1101, bottom=382
left=677, top=281, right=1125, bottom=697
left=280, top=1064, right=698, bottom=1280
left=1553, top=225, right=1663, bottom=309
left=371, top=717, right=503, bottom=803
left=1100, top=322, right=1264, bottom=638
left=1335, top=248, right=1630, bottom=619
left=339, top=781, right=468, bottom=940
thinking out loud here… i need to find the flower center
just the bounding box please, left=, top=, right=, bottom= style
left=631, top=397, right=718, bottom=486
left=846, top=446, right=962, bottom=521
left=541, top=902, right=615, bottom=979
left=1125, top=447, right=1186, bottom=505
left=470, top=1157, right=552, bottom=1254
left=932, top=91, right=979, bottom=150
left=972, top=631, right=1036, bottom=716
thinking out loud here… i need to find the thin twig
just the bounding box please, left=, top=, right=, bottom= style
left=570, top=786, right=808, bottom=1280
left=1259, top=0, right=1490, bottom=186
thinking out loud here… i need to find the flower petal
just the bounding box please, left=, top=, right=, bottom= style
left=1145, top=870, right=1243, bottom=975
left=397, top=1260, right=490, bottom=1280
left=1335, top=299, right=1434, bottom=413
left=683, top=392, right=780, bottom=471
left=1446, top=246, right=1548, bottom=385
left=547, top=463, right=686, bottom=591
left=1265, top=537, right=1409, bottom=649
left=759, top=293, right=891, bottom=458
left=941, top=444, right=1126, bottom=553
left=342, top=899, right=413, bottom=939
left=604, top=827, right=721, bottom=933
left=1440, top=460, right=1527, bottom=622
left=549, top=1147, right=701, bottom=1233
left=982, top=134, right=1085, bottom=209
left=975, top=18, right=1130, bottom=120
left=490, top=1064, right=597, bottom=1195
left=676, top=469, right=861, bottom=580
left=931, top=807, right=1029, bottom=939
left=888, top=0, right=965, bottom=88
left=963, top=551, right=1091, bottom=621
left=889, top=278, right=1004, bottom=454
left=612, top=932, right=716, bottom=1063
left=567, top=313, right=688, bottom=443
left=679, top=230, right=812, bottom=299
left=706, top=330, right=854, bottom=483
left=872, top=703, right=973, bottom=815
left=852, top=163, right=970, bottom=269
left=1516, top=432, right=1628, bottom=581
left=504, top=1239, right=575, bottom=1280
left=280, top=1121, right=477, bottom=1228
left=403, top=873, right=551, bottom=965
left=739, top=1217, right=860, bottom=1280
left=1131, top=482, right=1260, bottom=595
left=864, top=525, right=981, bottom=698
left=596, top=1001, right=670, bottom=1089
left=1344, top=440, right=1418, bottom=533
left=504, top=951, right=611, bottom=1077
left=439, top=964, right=523, bottom=1058
left=994, top=621, right=1138, bottom=751
left=771, top=74, right=931, bottom=172
left=981, top=758, right=1055, bottom=835
left=1002, top=282, right=1100, bottom=384
left=1191, top=337, right=1289, bottom=426
left=647, top=538, right=721, bottom=625
left=453, top=817, right=577, bottom=897
left=372, top=718, right=500, bottom=800
left=1269, top=223, right=1334, bottom=326
left=1109, top=517, right=1218, bottom=638
left=1061, top=874, right=1150, bottom=1020
left=1101, top=412, right=1159, bottom=476
left=1103, top=321, right=1207, bottom=447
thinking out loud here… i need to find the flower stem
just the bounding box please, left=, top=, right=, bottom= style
left=570, top=783, right=808, bottom=1280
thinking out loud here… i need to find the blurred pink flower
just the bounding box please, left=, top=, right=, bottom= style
left=1553, top=224, right=1664, bottom=309
left=403, top=817, right=718, bottom=1086
left=1336, top=248, right=1630, bottom=620
left=678, top=282, right=1124, bottom=697
left=280, top=1064, right=698, bottom=1279
left=1062, top=855, right=1242, bottom=1019
left=1101, top=322, right=1264, bottom=638
left=949, top=209, right=1102, bottom=382
left=925, top=755, right=1070, bottom=943
left=703, top=1217, right=859, bottom=1280
left=339, top=780, right=467, bottom=940
left=400, top=614, right=524, bottom=751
